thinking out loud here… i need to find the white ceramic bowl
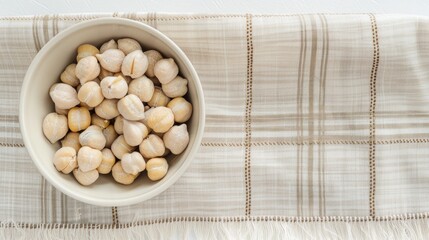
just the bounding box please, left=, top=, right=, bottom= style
left=19, top=18, right=205, bottom=206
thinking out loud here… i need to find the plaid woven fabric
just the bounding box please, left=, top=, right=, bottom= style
left=0, top=13, right=428, bottom=229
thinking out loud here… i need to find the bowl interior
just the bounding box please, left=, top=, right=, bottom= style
left=20, top=18, right=204, bottom=206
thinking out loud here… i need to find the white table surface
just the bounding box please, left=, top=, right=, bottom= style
left=0, top=0, right=428, bottom=17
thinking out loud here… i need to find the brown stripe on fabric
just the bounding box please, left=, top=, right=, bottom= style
left=206, top=114, right=244, bottom=121
left=40, top=178, right=46, bottom=223
left=317, top=19, right=324, bottom=215
left=153, top=12, right=158, bottom=28
left=252, top=110, right=429, bottom=120
left=244, top=13, right=254, bottom=217
left=296, top=15, right=302, bottom=216
left=0, top=115, right=18, bottom=122
left=32, top=16, right=41, bottom=52
left=376, top=133, right=429, bottom=139
left=56, top=14, right=59, bottom=36
left=51, top=185, right=57, bottom=223
left=60, top=194, right=65, bottom=223
left=253, top=121, right=429, bottom=133
left=321, top=14, right=329, bottom=216
left=201, top=137, right=243, bottom=144
left=112, top=207, right=119, bottom=226
left=204, top=127, right=245, bottom=134
left=64, top=195, right=68, bottom=223
left=0, top=137, right=23, bottom=144
left=124, top=12, right=133, bottom=21
left=300, top=15, right=308, bottom=216
left=296, top=15, right=307, bottom=216
left=2, top=212, right=429, bottom=229
left=253, top=123, right=372, bottom=132
left=42, top=15, right=49, bottom=47
left=43, top=179, right=48, bottom=223
left=375, top=122, right=429, bottom=130
left=317, top=13, right=329, bottom=216
left=271, top=135, right=374, bottom=142
left=54, top=14, right=59, bottom=36
left=307, top=15, right=318, bottom=215
left=368, top=13, right=380, bottom=218
left=0, top=127, right=26, bottom=134
left=51, top=14, right=56, bottom=36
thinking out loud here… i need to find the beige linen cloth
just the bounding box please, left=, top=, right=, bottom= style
left=1, top=13, right=429, bottom=239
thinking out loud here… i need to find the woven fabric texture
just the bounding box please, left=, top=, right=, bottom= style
left=0, top=13, right=428, bottom=228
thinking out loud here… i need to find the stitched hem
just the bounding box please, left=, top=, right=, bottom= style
left=6, top=138, right=429, bottom=149
left=0, top=13, right=378, bottom=21
left=368, top=13, right=380, bottom=218
left=244, top=13, right=254, bottom=217
left=111, top=207, right=119, bottom=226
left=2, top=212, right=429, bottom=229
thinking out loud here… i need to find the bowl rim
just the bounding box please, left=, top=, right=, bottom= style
left=19, top=17, right=205, bottom=206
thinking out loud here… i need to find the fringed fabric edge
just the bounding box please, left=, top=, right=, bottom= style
left=1, top=218, right=428, bottom=239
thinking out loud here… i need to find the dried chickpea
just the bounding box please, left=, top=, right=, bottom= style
left=61, top=132, right=81, bottom=152
left=91, top=113, right=110, bottom=129
left=112, top=161, right=138, bottom=185
left=98, top=148, right=116, bottom=174
left=76, top=44, right=99, bottom=62
left=43, top=112, right=68, bottom=143
left=167, top=97, right=192, bottom=123
left=53, top=147, right=77, bottom=174
left=94, top=99, right=120, bottom=120
left=146, top=158, right=168, bottom=181
left=147, top=87, right=170, bottom=107
left=78, top=81, right=104, bottom=107
left=102, top=125, right=118, bottom=148
left=68, top=107, right=91, bottom=132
